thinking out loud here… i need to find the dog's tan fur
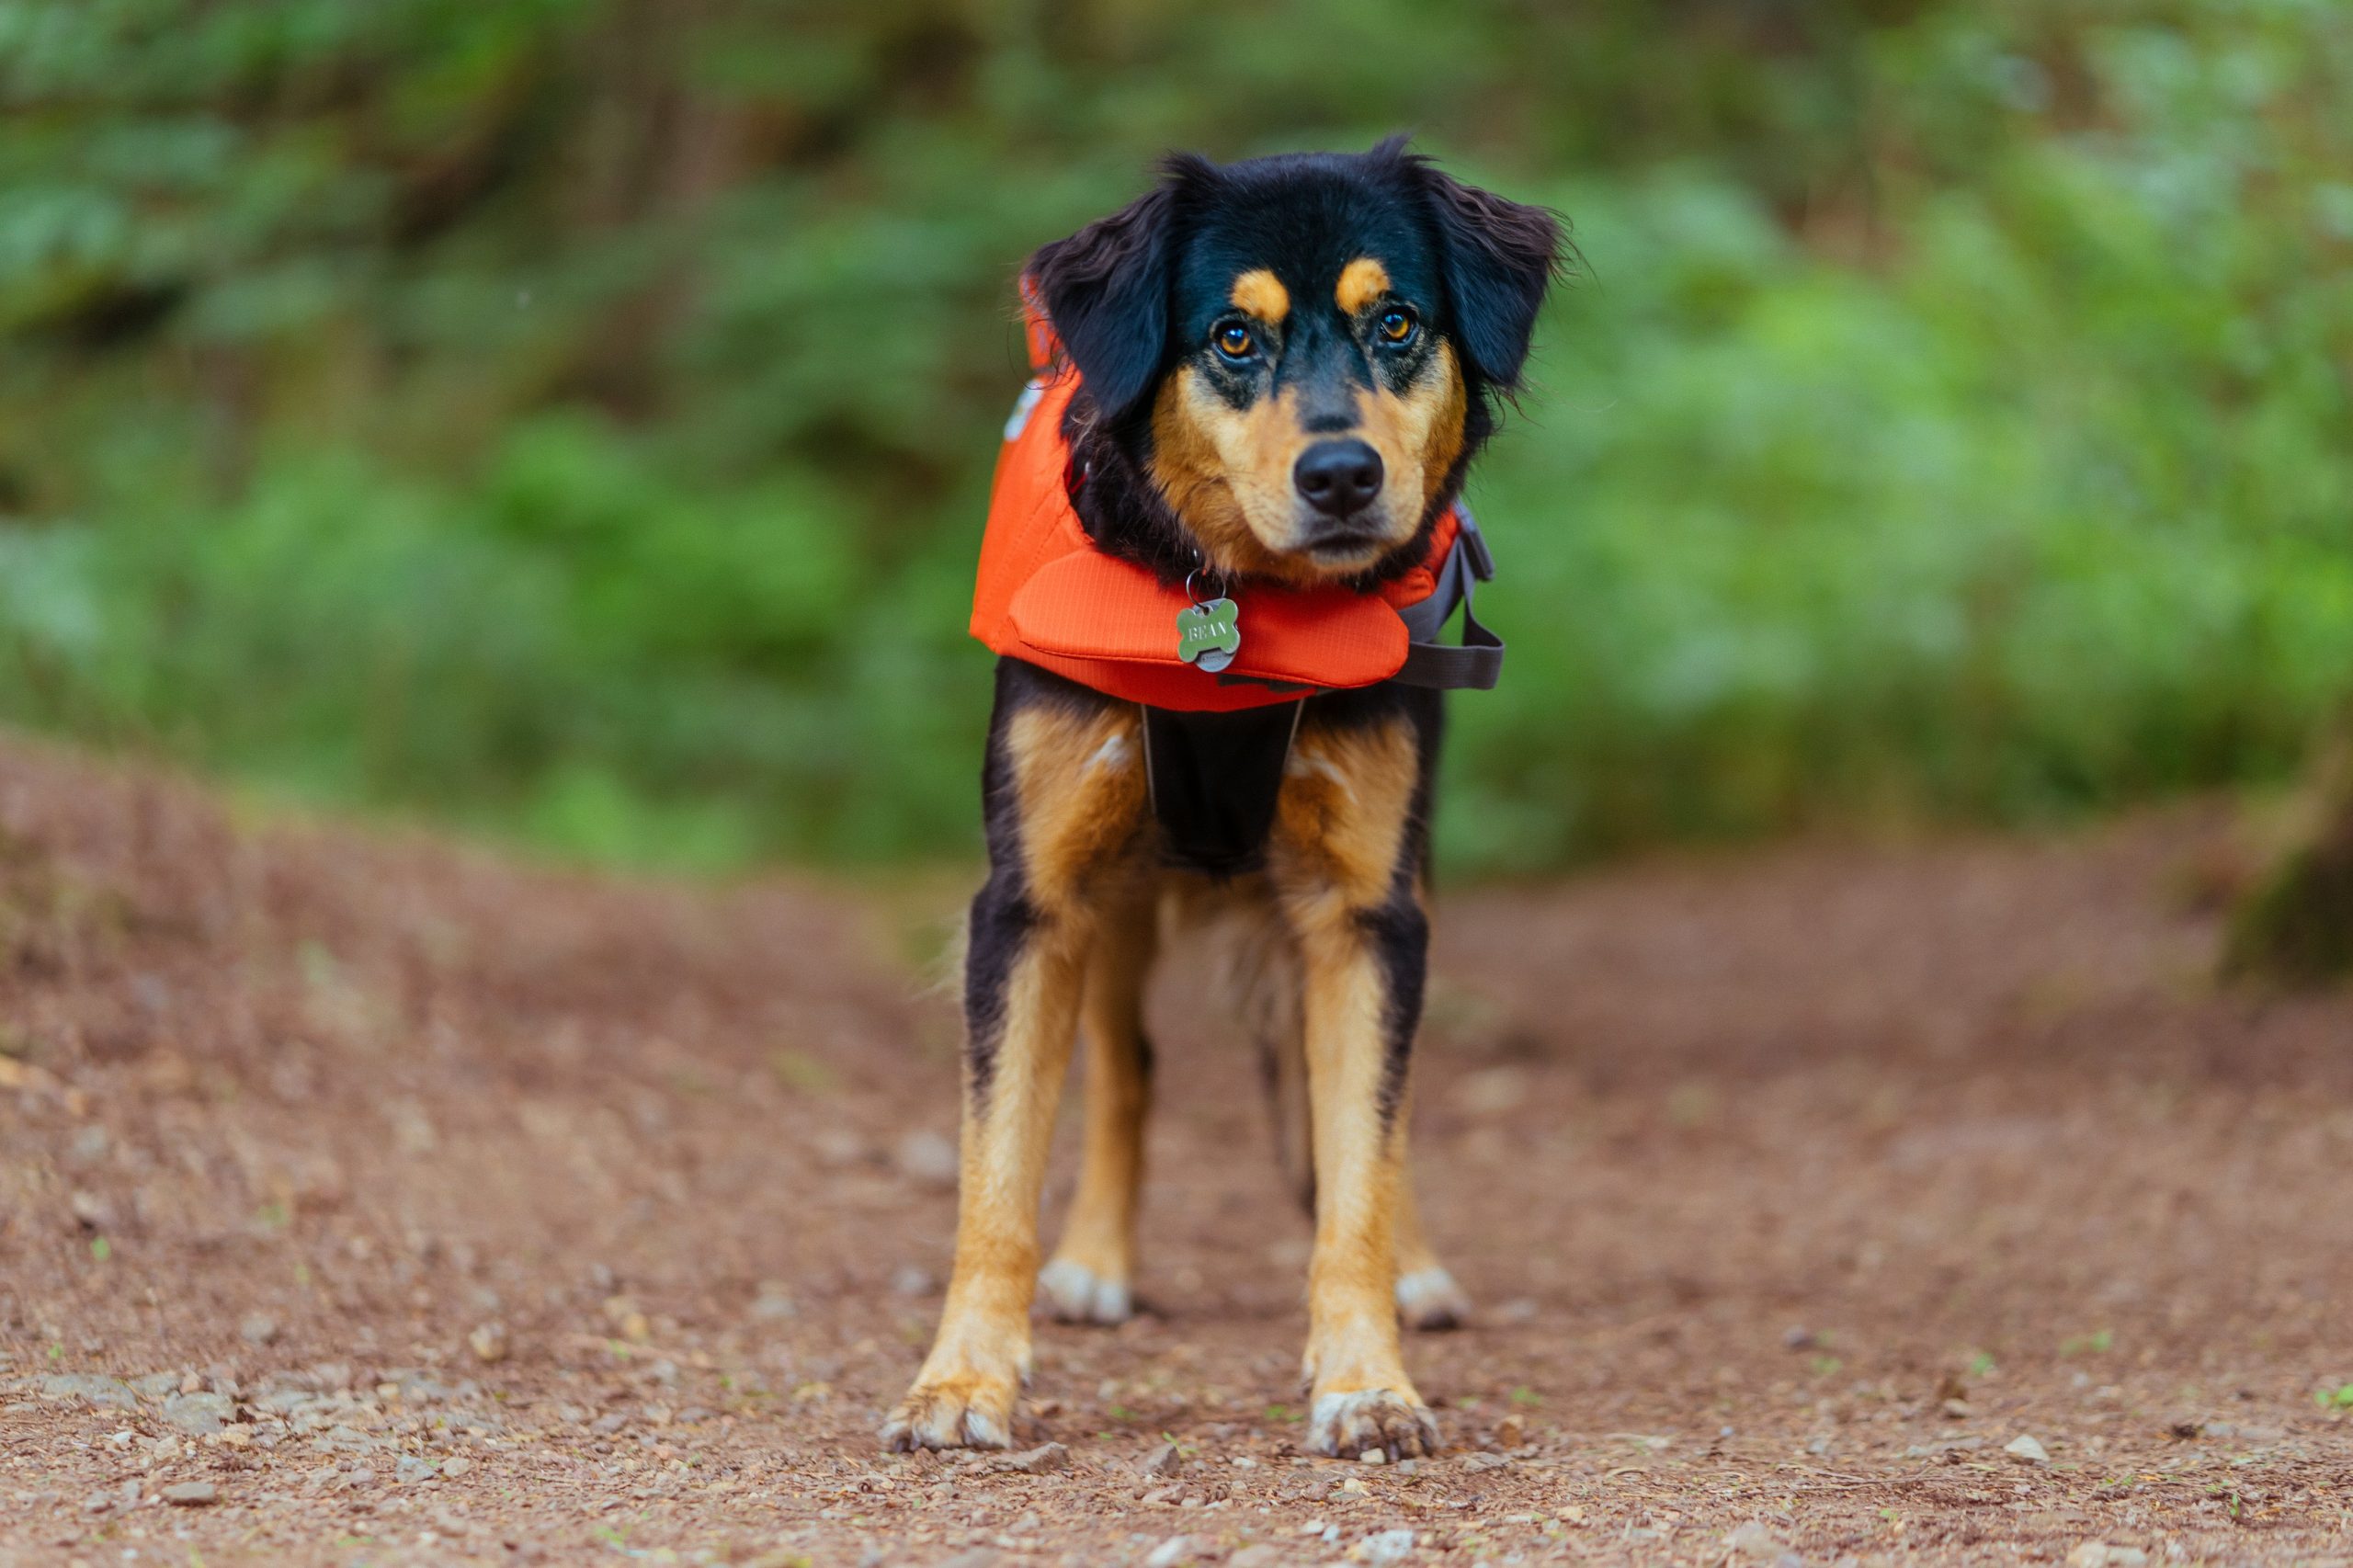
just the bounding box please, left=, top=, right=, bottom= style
left=1147, top=369, right=1316, bottom=581
left=1230, top=267, right=1290, bottom=325
left=1336, top=256, right=1391, bottom=315
left=1360, top=341, right=1468, bottom=520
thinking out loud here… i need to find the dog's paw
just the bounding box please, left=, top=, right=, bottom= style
left=880, top=1373, right=1018, bottom=1452
left=1306, top=1388, right=1439, bottom=1462
left=1395, top=1266, right=1472, bottom=1332
left=1037, top=1257, right=1132, bottom=1325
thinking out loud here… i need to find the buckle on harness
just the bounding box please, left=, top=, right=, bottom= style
left=1456, top=506, right=1496, bottom=582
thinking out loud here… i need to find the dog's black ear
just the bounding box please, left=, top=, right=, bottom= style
left=1026, top=179, right=1181, bottom=424
left=1410, top=160, right=1563, bottom=391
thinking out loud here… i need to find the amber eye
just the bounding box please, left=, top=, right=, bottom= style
left=1213, top=323, right=1256, bottom=360
left=1377, top=307, right=1417, bottom=344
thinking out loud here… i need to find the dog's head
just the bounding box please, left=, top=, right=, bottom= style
left=1029, top=138, right=1563, bottom=583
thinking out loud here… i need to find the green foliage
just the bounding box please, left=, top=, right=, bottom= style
left=0, top=0, right=2348, bottom=872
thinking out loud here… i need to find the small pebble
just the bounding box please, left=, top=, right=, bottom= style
left=1144, top=1535, right=1201, bottom=1568
left=162, top=1392, right=233, bottom=1436
left=2005, top=1434, right=2052, bottom=1465
left=39, top=1374, right=138, bottom=1410
left=2067, top=1544, right=2149, bottom=1568
left=468, top=1321, right=509, bottom=1364
left=162, top=1481, right=219, bottom=1507
left=1724, top=1520, right=1793, bottom=1560
left=995, top=1441, right=1069, bottom=1474
left=240, top=1313, right=279, bottom=1346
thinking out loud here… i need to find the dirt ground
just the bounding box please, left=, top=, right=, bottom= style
left=5, top=735, right=2353, bottom=1567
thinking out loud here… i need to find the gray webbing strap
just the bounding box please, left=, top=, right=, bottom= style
left=1392, top=507, right=1504, bottom=691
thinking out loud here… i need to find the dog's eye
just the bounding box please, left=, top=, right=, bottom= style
left=1377, top=307, right=1417, bottom=345
left=1213, top=324, right=1256, bottom=360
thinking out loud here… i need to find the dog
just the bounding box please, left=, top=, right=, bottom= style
left=883, top=137, right=1563, bottom=1461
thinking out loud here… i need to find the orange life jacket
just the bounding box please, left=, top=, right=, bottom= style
left=970, top=300, right=1499, bottom=713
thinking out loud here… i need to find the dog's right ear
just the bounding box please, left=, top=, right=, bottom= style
left=1025, top=180, right=1180, bottom=425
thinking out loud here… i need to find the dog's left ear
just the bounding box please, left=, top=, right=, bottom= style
left=1025, top=177, right=1183, bottom=425
left=1411, top=162, right=1563, bottom=391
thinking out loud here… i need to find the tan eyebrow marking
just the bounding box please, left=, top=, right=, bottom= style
left=1229, top=268, right=1290, bottom=324
left=1336, top=256, right=1391, bottom=315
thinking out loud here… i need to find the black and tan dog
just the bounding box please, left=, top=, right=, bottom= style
left=884, top=139, right=1562, bottom=1460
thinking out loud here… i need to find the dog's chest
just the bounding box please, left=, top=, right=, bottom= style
left=1139, top=702, right=1303, bottom=877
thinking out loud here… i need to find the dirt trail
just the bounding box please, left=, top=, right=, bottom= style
left=4, top=736, right=2352, bottom=1566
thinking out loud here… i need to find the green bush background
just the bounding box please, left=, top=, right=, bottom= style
left=2, top=1, right=2348, bottom=874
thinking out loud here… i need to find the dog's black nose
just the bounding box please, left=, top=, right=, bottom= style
left=1293, top=439, right=1383, bottom=517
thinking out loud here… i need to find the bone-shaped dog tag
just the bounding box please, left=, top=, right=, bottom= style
left=1176, top=597, right=1241, bottom=674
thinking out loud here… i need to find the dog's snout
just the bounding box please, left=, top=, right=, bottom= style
left=1292, top=439, right=1384, bottom=517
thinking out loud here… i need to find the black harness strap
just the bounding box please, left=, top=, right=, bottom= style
left=1140, top=700, right=1303, bottom=877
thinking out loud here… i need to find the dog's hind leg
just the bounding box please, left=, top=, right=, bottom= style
left=1392, top=1119, right=1472, bottom=1331
left=883, top=675, right=1146, bottom=1451
left=1039, top=887, right=1157, bottom=1325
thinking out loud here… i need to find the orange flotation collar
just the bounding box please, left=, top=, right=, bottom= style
left=970, top=300, right=1499, bottom=713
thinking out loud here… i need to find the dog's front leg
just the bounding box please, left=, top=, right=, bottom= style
left=1272, top=707, right=1440, bottom=1460
left=881, top=869, right=1086, bottom=1449
left=883, top=673, right=1145, bottom=1450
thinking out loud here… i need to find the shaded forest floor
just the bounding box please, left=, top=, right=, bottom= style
left=4, top=735, right=2352, bottom=1566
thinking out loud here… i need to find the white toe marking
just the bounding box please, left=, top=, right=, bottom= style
left=1038, top=1258, right=1131, bottom=1324
left=1088, top=1275, right=1131, bottom=1321
left=1395, top=1266, right=1470, bottom=1324
left=1038, top=1258, right=1090, bottom=1312
left=1306, top=1389, right=1436, bottom=1457
left=1311, top=1390, right=1385, bottom=1429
